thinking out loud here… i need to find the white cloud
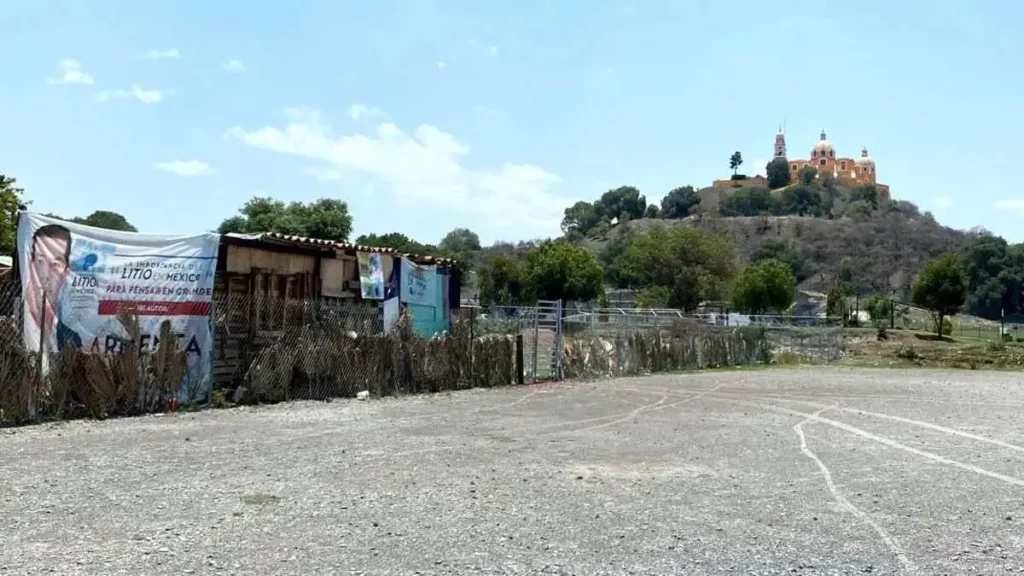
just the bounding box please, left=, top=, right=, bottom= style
left=132, top=85, right=169, bottom=103
left=96, top=84, right=171, bottom=104
left=154, top=160, right=213, bottom=176
left=437, top=61, right=446, bottom=69
left=224, top=108, right=571, bottom=237
left=46, top=59, right=95, bottom=85
left=223, top=59, right=247, bottom=74
left=143, top=49, right=180, bottom=60
left=994, top=199, right=1024, bottom=213
left=488, top=45, right=499, bottom=57
left=347, top=104, right=385, bottom=121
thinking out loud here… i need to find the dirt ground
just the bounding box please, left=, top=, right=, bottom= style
left=842, top=327, right=1024, bottom=370
left=3, top=367, right=1024, bottom=575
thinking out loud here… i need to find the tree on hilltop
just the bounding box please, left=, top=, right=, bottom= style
left=729, top=151, right=743, bottom=176
left=798, top=165, right=818, bottom=185
left=561, top=201, right=601, bottom=236
left=766, top=158, right=791, bottom=190
left=660, top=186, right=700, bottom=219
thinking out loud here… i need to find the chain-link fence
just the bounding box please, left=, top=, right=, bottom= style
left=561, top=311, right=845, bottom=375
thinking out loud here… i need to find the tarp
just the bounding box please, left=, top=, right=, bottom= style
left=399, top=258, right=437, bottom=306
left=17, top=212, right=220, bottom=399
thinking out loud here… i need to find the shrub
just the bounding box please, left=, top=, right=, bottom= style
left=895, top=345, right=921, bottom=360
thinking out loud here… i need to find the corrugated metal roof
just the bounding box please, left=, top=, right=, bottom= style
left=222, top=232, right=457, bottom=264
left=224, top=232, right=398, bottom=254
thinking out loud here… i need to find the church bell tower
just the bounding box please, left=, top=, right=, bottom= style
left=774, top=126, right=787, bottom=158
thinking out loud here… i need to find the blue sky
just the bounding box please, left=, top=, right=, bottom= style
left=2, top=0, right=1022, bottom=244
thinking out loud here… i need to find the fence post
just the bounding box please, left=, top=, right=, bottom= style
left=532, top=306, right=539, bottom=382
left=515, top=334, right=524, bottom=386
left=469, top=307, right=476, bottom=387
left=555, top=299, right=564, bottom=380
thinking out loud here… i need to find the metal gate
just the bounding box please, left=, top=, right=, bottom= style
left=527, top=299, right=563, bottom=381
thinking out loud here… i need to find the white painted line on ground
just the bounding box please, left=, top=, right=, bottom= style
left=794, top=405, right=917, bottom=574
left=754, top=395, right=1024, bottom=454
left=710, top=396, right=1024, bottom=488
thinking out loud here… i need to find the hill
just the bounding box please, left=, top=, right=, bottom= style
left=583, top=187, right=970, bottom=299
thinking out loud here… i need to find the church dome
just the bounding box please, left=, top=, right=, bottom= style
left=811, top=130, right=834, bottom=157
left=855, top=146, right=875, bottom=166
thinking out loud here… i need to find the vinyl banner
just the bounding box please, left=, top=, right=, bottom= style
left=357, top=251, right=384, bottom=299
left=399, top=258, right=437, bottom=306
left=17, top=212, right=220, bottom=399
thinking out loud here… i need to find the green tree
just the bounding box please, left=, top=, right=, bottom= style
left=729, top=151, right=743, bottom=176
left=798, top=165, right=818, bottom=185
left=960, top=235, right=1024, bottom=319
left=731, top=259, right=797, bottom=314
left=72, top=210, right=137, bottom=232
left=778, top=185, right=824, bottom=217
left=354, top=232, right=436, bottom=254
left=524, top=241, right=604, bottom=303
left=719, top=187, right=777, bottom=217
left=597, top=186, right=646, bottom=222
left=218, top=196, right=353, bottom=242
left=643, top=204, right=660, bottom=219
left=751, top=239, right=809, bottom=282
left=561, top=200, right=601, bottom=236
left=826, top=282, right=851, bottom=321
left=660, top=186, right=700, bottom=219
left=864, top=296, right=893, bottom=323
left=633, top=286, right=672, bottom=309
left=478, top=255, right=528, bottom=306
left=0, top=174, right=26, bottom=255
left=849, top=185, right=880, bottom=209
left=843, top=200, right=873, bottom=221
left=439, top=227, right=481, bottom=253
left=765, top=158, right=791, bottom=190
left=610, top=226, right=735, bottom=311
left=911, top=254, right=968, bottom=338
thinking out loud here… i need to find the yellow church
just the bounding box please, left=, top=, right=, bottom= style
left=712, top=129, right=890, bottom=201
left=777, top=129, right=890, bottom=200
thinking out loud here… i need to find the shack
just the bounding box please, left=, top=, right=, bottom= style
left=212, top=232, right=461, bottom=387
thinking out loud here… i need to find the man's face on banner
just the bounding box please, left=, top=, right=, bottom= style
left=31, top=233, right=70, bottom=303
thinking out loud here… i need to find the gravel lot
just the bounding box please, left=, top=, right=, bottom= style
left=3, top=367, right=1024, bottom=575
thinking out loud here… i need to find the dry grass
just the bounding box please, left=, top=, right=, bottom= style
left=0, top=313, right=188, bottom=423
left=842, top=328, right=1024, bottom=370
left=241, top=312, right=516, bottom=403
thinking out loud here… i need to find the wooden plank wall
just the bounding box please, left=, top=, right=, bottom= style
left=211, top=245, right=399, bottom=390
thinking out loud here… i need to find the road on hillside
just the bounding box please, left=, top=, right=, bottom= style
left=3, top=367, right=1024, bottom=575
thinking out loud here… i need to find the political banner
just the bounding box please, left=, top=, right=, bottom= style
left=16, top=212, right=220, bottom=399
left=399, top=258, right=437, bottom=306
left=357, top=251, right=384, bottom=299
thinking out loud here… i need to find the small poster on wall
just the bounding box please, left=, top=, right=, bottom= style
left=357, top=252, right=384, bottom=299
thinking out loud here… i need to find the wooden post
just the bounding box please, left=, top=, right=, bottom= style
left=469, top=307, right=476, bottom=386
left=515, top=334, right=524, bottom=386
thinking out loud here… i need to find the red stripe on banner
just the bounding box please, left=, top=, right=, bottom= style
left=97, top=300, right=211, bottom=316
